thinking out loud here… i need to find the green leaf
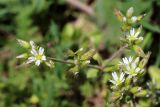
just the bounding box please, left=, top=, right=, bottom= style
left=86, top=69, right=98, bottom=79
left=130, top=87, right=142, bottom=94
left=149, top=66, right=160, bottom=89
left=81, top=49, right=96, bottom=61
left=66, top=49, right=75, bottom=57
left=80, top=82, right=93, bottom=97
left=135, top=90, right=148, bottom=97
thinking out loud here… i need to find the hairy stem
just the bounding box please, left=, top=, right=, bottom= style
left=108, top=44, right=128, bottom=61
left=48, top=57, right=103, bottom=71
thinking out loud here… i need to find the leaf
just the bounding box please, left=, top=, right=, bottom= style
left=130, top=87, right=142, bottom=94
left=80, top=82, right=93, bottom=97
left=111, top=92, right=122, bottom=102
left=81, top=49, right=96, bottom=61
left=66, top=49, right=75, bottom=57
left=135, top=90, right=148, bottom=97
left=86, top=69, right=98, bottom=79
left=148, top=66, right=160, bottom=89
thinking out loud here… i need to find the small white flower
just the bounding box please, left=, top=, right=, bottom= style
left=26, top=47, right=46, bottom=66
left=121, top=57, right=144, bottom=76
left=126, top=28, right=143, bottom=42
left=110, top=72, right=125, bottom=86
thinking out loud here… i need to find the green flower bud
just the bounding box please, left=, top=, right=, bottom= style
left=137, top=14, right=146, bottom=21
left=16, top=53, right=28, bottom=59
left=17, top=39, right=30, bottom=48
left=115, top=9, right=125, bottom=22
left=45, top=60, right=55, bottom=68
left=130, top=87, right=142, bottom=94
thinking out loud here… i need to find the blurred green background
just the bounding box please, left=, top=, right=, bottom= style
left=0, top=0, right=160, bottom=107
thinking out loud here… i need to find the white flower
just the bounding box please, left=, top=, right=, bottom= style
left=110, top=72, right=125, bottom=86
left=121, top=57, right=144, bottom=76
left=26, top=46, right=46, bottom=66
left=126, top=28, right=143, bottom=42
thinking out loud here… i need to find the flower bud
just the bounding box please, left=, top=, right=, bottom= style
left=115, top=9, right=125, bottom=22
left=137, top=14, right=146, bottom=21
left=16, top=53, right=28, bottom=59
left=127, top=7, right=134, bottom=18
left=17, top=39, right=30, bottom=48
left=45, top=60, right=55, bottom=68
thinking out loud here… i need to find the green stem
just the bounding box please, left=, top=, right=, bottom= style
left=48, top=57, right=104, bottom=71
left=108, top=44, right=128, bottom=62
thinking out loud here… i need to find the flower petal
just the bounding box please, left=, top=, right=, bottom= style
left=131, top=62, right=136, bottom=69
left=30, top=41, right=36, bottom=49
left=139, top=37, right=143, bottom=40
left=135, top=67, right=140, bottom=72
left=130, top=28, right=135, bottom=36
left=120, top=72, right=125, bottom=81
left=26, top=57, right=35, bottom=64
left=131, top=16, right=137, bottom=23
left=109, top=80, right=116, bottom=85
left=42, top=55, right=46, bottom=60
left=134, top=57, right=139, bottom=64
left=129, top=56, right=133, bottom=63
left=31, top=48, right=37, bottom=55
left=112, top=72, right=118, bottom=81
left=39, top=47, right=44, bottom=55
left=35, top=60, right=41, bottom=66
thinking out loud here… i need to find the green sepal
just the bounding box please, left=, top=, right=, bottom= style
left=135, top=90, right=148, bottom=97
left=81, top=49, right=96, bottom=61
left=130, top=87, right=142, bottom=94
left=133, top=45, right=145, bottom=57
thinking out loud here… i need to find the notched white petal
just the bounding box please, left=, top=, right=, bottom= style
left=42, top=55, right=46, bottom=60
left=39, top=47, right=44, bottom=55
left=135, top=67, right=140, bottom=72
left=35, top=60, right=41, bottom=66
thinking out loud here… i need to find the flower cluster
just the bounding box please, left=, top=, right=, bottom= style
left=110, top=56, right=144, bottom=87
left=115, top=7, right=146, bottom=31
left=110, top=7, right=147, bottom=88
left=17, top=39, right=54, bottom=67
